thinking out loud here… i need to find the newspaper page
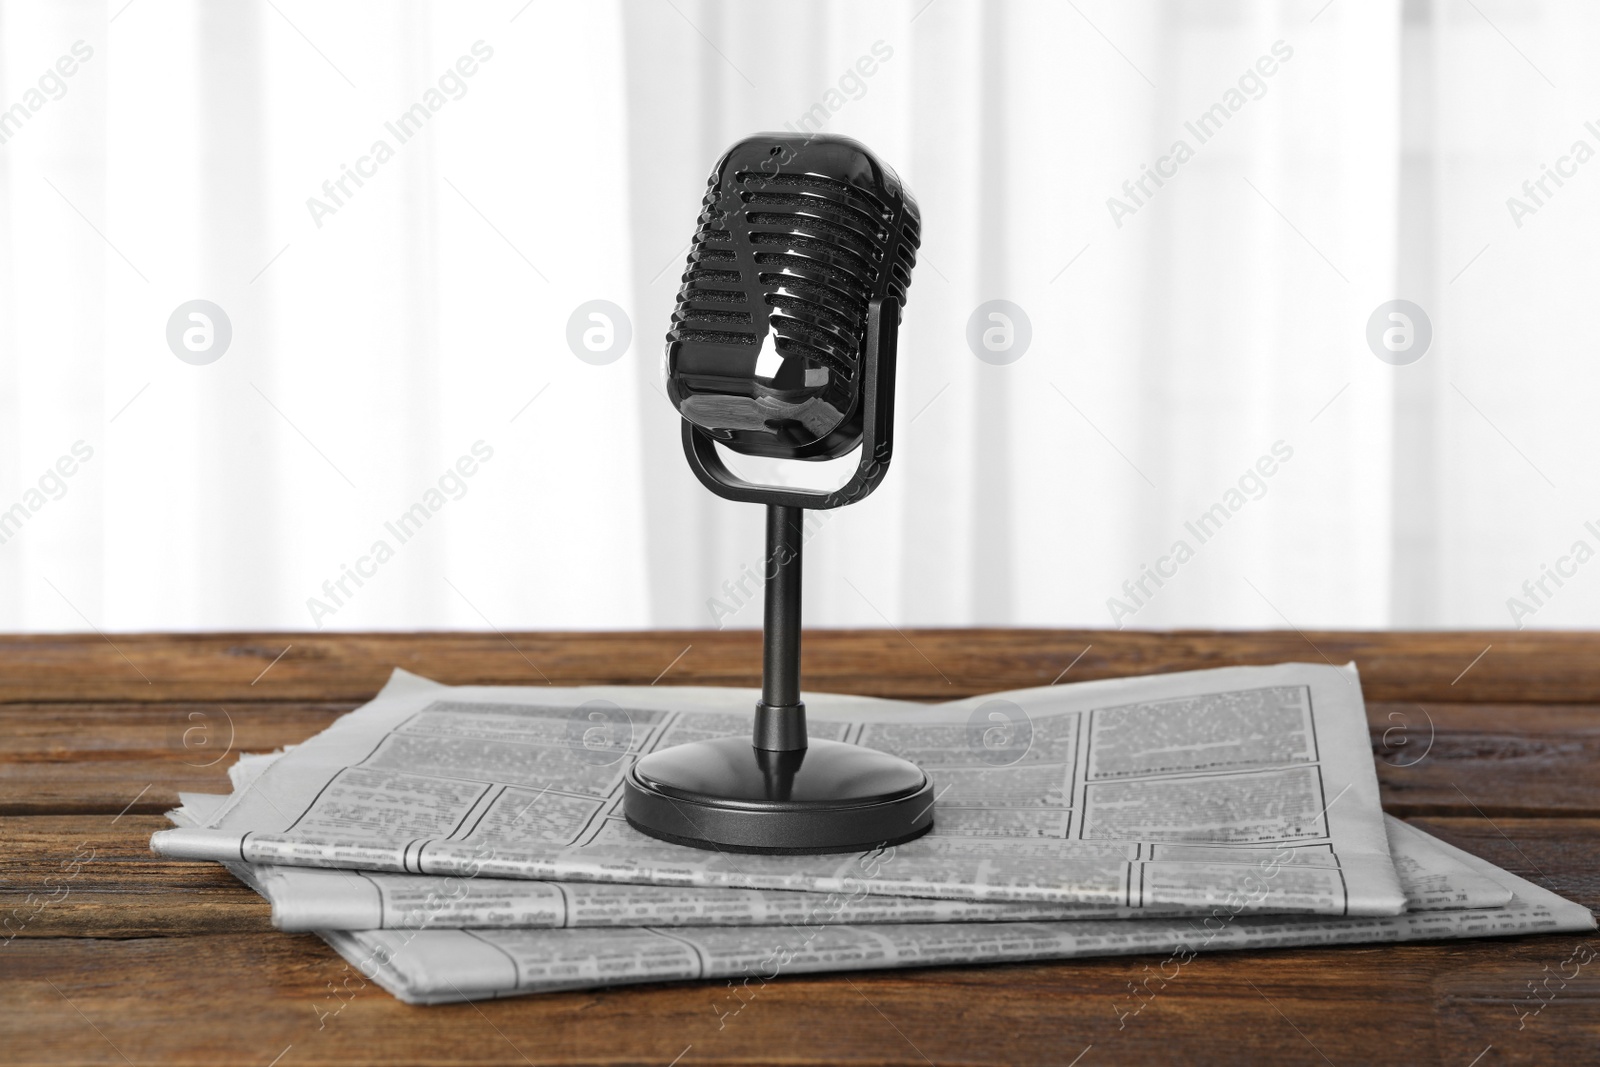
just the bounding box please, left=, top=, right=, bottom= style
left=256, top=817, right=1509, bottom=931
left=152, top=663, right=1406, bottom=914
left=175, top=758, right=1504, bottom=930
left=314, top=824, right=1594, bottom=1005
left=175, top=787, right=1187, bottom=929
left=178, top=788, right=1506, bottom=930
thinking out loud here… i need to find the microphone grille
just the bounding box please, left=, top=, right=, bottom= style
left=672, top=135, right=920, bottom=386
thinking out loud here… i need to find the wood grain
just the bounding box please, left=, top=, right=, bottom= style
left=1371, top=702, right=1600, bottom=817
left=0, top=816, right=268, bottom=937
left=1, top=630, right=1596, bottom=1066
left=2, top=813, right=1594, bottom=934
left=5, top=698, right=1596, bottom=818
left=0, top=628, right=1583, bottom=704
left=0, top=701, right=349, bottom=815
left=4, top=922, right=1596, bottom=1065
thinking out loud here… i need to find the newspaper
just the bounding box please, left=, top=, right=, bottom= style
left=176, top=757, right=1506, bottom=931
left=152, top=663, right=1407, bottom=914
left=312, top=824, right=1593, bottom=1004
left=184, top=787, right=1507, bottom=930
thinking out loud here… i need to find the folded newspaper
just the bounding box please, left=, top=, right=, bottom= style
left=154, top=665, right=1594, bottom=1006
left=321, top=827, right=1594, bottom=1004
left=168, top=795, right=1594, bottom=1004
left=183, top=770, right=1511, bottom=930
left=154, top=663, right=1408, bottom=913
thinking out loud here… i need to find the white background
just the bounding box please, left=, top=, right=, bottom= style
left=1, top=0, right=1596, bottom=634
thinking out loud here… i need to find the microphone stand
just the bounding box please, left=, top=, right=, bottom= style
left=754, top=504, right=806, bottom=755
left=622, top=298, right=935, bottom=854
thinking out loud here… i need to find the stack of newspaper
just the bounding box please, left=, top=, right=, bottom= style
left=151, top=663, right=1594, bottom=1004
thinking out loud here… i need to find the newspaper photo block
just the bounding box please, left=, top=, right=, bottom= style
left=315, top=824, right=1593, bottom=1004
left=153, top=663, right=1406, bottom=914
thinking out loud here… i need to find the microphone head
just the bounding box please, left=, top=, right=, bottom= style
left=666, top=133, right=919, bottom=460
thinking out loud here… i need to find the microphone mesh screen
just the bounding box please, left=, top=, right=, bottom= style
left=666, top=134, right=919, bottom=460
left=672, top=138, right=919, bottom=384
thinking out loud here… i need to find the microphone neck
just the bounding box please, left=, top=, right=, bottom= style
left=754, top=503, right=807, bottom=751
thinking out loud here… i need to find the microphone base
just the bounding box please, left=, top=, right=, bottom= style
left=623, top=736, right=935, bottom=855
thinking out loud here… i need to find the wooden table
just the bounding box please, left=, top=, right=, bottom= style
left=3, top=630, right=1597, bottom=1065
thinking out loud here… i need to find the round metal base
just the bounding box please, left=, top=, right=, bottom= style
left=623, top=736, right=935, bottom=855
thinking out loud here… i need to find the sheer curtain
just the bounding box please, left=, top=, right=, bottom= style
left=0, top=0, right=1595, bottom=633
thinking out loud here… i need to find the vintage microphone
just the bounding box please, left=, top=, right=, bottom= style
left=623, top=132, right=934, bottom=854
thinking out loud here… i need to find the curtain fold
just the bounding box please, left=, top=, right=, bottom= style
left=0, top=0, right=1594, bottom=632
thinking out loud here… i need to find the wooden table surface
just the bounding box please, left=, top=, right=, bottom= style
left=3, top=629, right=1597, bottom=1066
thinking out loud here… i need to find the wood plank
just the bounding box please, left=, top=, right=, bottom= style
left=1373, top=702, right=1600, bottom=817
left=7, top=700, right=1598, bottom=818
left=0, top=701, right=349, bottom=815
left=3, top=930, right=1595, bottom=1065
left=1, top=629, right=1596, bottom=705
left=4, top=815, right=1595, bottom=937
left=3, top=632, right=1597, bottom=1065
left=1, top=816, right=268, bottom=937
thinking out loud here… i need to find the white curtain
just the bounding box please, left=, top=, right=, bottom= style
left=0, top=0, right=1596, bottom=633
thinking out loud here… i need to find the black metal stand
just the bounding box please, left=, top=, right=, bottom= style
left=623, top=303, right=935, bottom=852
left=623, top=501, right=934, bottom=854
left=753, top=504, right=806, bottom=752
